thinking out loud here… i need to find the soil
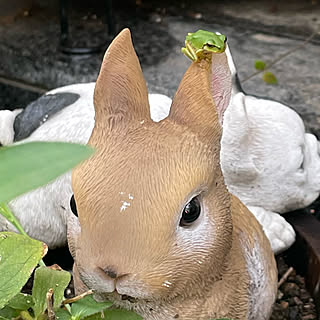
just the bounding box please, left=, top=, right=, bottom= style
left=270, top=255, right=318, bottom=320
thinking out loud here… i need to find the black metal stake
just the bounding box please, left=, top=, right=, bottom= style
left=59, top=0, right=115, bottom=54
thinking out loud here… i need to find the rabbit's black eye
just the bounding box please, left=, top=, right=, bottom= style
left=70, top=194, right=78, bottom=216
left=180, top=197, right=201, bottom=227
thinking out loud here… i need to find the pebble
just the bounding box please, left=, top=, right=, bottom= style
left=282, top=282, right=300, bottom=297
left=288, top=306, right=299, bottom=319
left=280, top=301, right=289, bottom=309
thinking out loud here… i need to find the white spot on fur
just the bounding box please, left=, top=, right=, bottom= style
left=140, top=120, right=145, bottom=124
left=120, top=201, right=130, bottom=212
left=128, top=194, right=134, bottom=200
left=162, top=280, right=172, bottom=288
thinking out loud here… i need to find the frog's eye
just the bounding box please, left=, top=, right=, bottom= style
left=206, top=43, right=219, bottom=49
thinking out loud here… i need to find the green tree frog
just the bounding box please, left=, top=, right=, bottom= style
left=181, top=30, right=227, bottom=62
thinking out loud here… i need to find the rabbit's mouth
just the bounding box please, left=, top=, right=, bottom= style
left=93, top=290, right=142, bottom=306
left=120, top=294, right=139, bottom=303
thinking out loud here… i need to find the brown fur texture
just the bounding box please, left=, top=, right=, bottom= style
left=68, top=29, right=277, bottom=320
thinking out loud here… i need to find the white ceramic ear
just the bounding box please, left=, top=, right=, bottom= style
left=247, top=206, right=296, bottom=254
left=221, top=92, right=259, bottom=183
left=0, top=109, right=22, bottom=145
left=148, top=94, right=171, bottom=122
left=225, top=45, right=241, bottom=95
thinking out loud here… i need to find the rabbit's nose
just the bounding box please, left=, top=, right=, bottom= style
left=104, top=267, right=117, bottom=279
left=101, top=266, right=130, bottom=284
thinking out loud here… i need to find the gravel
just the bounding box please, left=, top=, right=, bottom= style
left=270, top=255, right=318, bottom=320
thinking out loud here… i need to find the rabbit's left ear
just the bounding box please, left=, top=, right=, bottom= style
left=169, top=53, right=231, bottom=142
left=92, top=29, right=150, bottom=135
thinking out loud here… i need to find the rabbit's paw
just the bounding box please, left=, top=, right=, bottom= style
left=247, top=206, right=296, bottom=254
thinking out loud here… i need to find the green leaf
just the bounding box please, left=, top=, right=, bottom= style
left=0, top=232, right=47, bottom=309
left=254, top=60, right=266, bottom=70
left=262, top=71, right=278, bottom=84
left=55, top=307, right=72, bottom=320
left=32, top=266, right=71, bottom=318
left=0, top=142, right=94, bottom=203
left=71, top=295, right=112, bottom=319
left=0, top=305, right=20, bottom=319
left=6, top=293, right=34, bottom=311
left=95, top=309, right=143, bottom=320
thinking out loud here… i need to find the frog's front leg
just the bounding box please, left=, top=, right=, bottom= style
left=181, top=42, right=198, bottom=62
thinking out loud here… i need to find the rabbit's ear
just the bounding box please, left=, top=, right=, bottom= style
left=169, top=53, right=231, bottom=141
left=92, top=28, right=150, bottom=134
left=221, top=93, right=259, bottom=183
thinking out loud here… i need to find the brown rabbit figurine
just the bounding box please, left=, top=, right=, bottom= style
left=68, top=29, right=277, bottom=320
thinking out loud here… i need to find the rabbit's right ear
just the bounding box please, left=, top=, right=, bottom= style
left=168, top=52, right=232, bottom=144
left=91, top=29, right=150, bottom=140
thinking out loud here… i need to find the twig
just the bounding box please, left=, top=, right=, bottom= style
left=46, top=288, right=55, bottom=320
left=278, top=266, right=294, bottom=288
left=63, top=289, right=94, bottom=305
left=242, top=30, right=319, bottom=83
left=0, top=74, right=48, bottom=94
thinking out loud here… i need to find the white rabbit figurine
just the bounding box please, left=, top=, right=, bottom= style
left=67, top=28, right=277, bottom=320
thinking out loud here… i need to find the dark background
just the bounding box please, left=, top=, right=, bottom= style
left=1, top=0, right=320, bottom=136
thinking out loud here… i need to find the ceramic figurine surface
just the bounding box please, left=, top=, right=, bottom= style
left=67, top=28, right=277, bottom=320
left=222, top=48, right=320, bottom=214
left=2, top=38, right=318, bottom=254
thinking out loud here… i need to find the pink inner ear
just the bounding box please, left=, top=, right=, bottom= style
left=210, top=53, right=232, bottom=125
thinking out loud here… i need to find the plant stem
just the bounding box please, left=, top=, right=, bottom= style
left=46, top=288, right=55, bottom=320
left=38, top=259, right=46, bottom=267
left=242, top=30, right=319, bottom=83
left=62, top=290, right=94, bottom=305
left=0, top=202, right=28, bottom=236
